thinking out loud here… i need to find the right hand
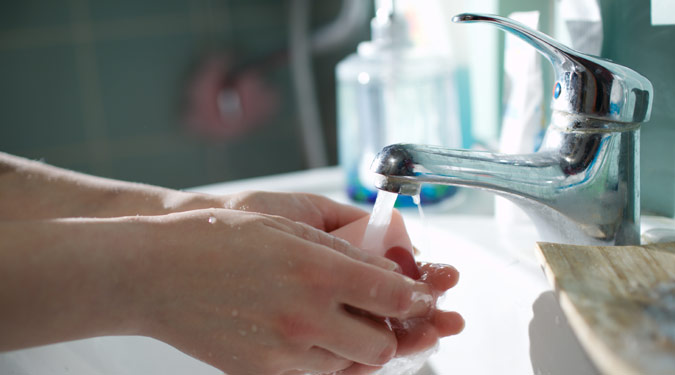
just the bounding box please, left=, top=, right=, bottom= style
left=330, top=211, right=464, bottom=374
left=131, top=208, right=436, bottom=375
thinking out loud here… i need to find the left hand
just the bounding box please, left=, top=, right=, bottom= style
left=170, top=190, right=369, bottom=232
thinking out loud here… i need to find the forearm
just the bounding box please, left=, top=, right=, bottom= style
left=0, top=218, right=145, bottom=351
left=0, top=152, right=217, bottom=220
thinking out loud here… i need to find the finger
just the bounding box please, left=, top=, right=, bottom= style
left=419, top=263, right=460, bottom=292
left=391, top=318, right=439, bottom=357
left=263, top=217, right=401, bottom=272
left=307, top=193, right=369, bottom=232
left=325, top=234, right=401, bottom=273
left=284, top=347, right=353, bottom=374
left=336, top=362, right=382, bottom=375
left=384, top=246, right=421, bottom=279
left=392, top=310, right=464, bottom=357
left=317, top=310, right=396, bottom=366
left=337, top=261, right=434, bottom=320
left=433, top=310, right=465, bottom=337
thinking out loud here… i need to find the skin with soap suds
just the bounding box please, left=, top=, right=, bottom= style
left=0, top=152, right=464, bottom=375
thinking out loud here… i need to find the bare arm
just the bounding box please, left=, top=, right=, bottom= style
left=0, top=209, right=438, bottom=374
left=0, top=153, right=368, bottom=230
left=0, top=152, right=216, bottom=220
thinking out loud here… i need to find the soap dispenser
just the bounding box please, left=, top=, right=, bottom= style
left=336, top=0, right=462, bottom=205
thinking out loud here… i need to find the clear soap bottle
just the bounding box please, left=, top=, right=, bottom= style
left=336, top=0, right=462, bottom=206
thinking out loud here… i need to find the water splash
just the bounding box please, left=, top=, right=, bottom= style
left=412, top=193, right=429, bottom=254
left=375, top=343, right=439, bottom=375
left=362, top=191, right=398, bottom=252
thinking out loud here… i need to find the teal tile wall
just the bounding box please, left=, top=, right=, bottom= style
left=498, top=0, right=675, bottom=217
left=95, top=33, right=198, bottom=140
left=0, top=2, right=71, bottom=31
left=0, top=0, right=368, bottom=189
left=0, top=45, right=85, bottom=150
left=598, top=0, right=675, bottom=217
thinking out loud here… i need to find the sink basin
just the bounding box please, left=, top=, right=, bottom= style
left=0, top=167, right=600, bottom=375
left=403, top=213, right=597, bottom=374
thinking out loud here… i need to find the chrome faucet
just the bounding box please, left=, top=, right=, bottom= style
left=370, top=13, right=653, bottom=246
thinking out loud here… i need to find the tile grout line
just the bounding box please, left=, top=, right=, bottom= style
left=69, top=0, right=113, bottom=176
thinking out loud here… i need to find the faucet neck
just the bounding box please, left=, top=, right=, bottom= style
left=372, top=122, right=640, bottom=245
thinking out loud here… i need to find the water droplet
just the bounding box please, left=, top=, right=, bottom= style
left=232, top=355, right=239, bottom=360
left=251, top=324, right=258, bottom=333
left=238, top=329, right=247, bottom=336
left=369, top=285, right=378, bottom=298
left=412, top=193, right=429, bottom=252
left=208, top=216, right=217, bottom=224
left=231, top=309, right=239, bottom=317
left=208, top=351, right=213, bottom=357
left=554, top=315, right=561, bottom=325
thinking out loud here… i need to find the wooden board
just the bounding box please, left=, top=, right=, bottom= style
left=535, top=242, right=675, bottom=375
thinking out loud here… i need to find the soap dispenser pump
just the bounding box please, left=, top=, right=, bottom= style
left=335, top=0, right=462, bottom=205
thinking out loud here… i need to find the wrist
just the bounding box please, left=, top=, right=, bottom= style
left=0, top=218, right=152, bottom=350
left=161, top=190, right=226, bottom=213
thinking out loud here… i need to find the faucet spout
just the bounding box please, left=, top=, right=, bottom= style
left=367, top=12, right=653, bottom=246
left=371, top=114, right=641, bottom=246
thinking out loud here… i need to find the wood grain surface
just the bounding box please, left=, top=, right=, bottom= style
left=535, top=242, right=675, bottom=375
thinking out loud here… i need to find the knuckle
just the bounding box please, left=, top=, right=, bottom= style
left=295, top=221, right=322, bottom=243
left=227, top=190, right=259, bottom=211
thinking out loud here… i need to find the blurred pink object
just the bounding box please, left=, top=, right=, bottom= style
left=331, top=211, right=420, bottom=279
left=185, top=55, right=279, bottom=139
left=331, top=211, right=413, bottom=257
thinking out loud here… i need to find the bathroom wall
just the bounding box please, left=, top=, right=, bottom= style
left=497, top=0, right=675, bottom=217
left=0, top=0, right=369, bottom=189
left=598, top=0, right=675, bottom=217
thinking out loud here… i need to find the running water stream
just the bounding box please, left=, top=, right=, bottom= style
left=362, top=191, right=427, bottom=255
left=362, top=191, right=438, bottom=375
left=361, top=190, right=398, bottom=252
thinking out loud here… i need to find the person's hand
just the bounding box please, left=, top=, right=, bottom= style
left=132, top=208, right=436, bottom=375
left=330, top=211, right=464, bottom=374
left=167, top=190, right=368, bottom=232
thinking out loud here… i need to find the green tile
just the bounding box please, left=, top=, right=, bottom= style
left=89, top=0, right=191, bottom=22
left=110, top=145, right=205, bottom=188
left=0, top=1, right=71, bottom=31
left=599, top=0, right=675, bottom=216
left=0, top=46, right=85, bottom=153
left=94, top=33, right=197, bottom=139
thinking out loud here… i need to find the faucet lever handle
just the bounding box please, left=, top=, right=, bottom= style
left=453, top=13, right=653, bottom=124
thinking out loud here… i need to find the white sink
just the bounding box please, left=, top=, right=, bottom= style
left=403, top=213, right=597, bottom=374
left=0, top=167, right=600, bottom=375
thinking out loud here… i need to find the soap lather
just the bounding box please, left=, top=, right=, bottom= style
left=371, top=13, right=654, bottom=246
